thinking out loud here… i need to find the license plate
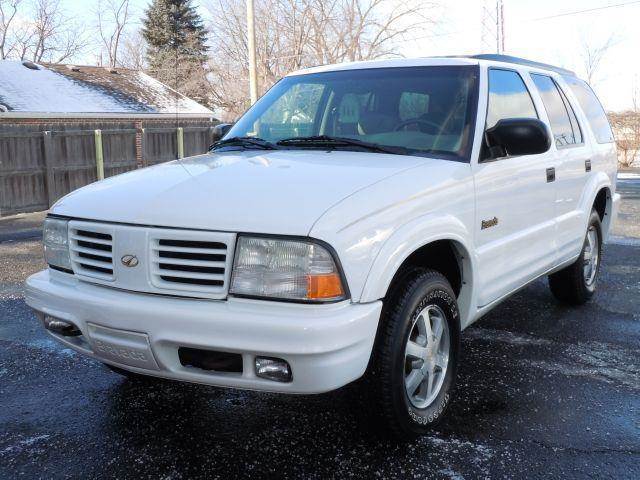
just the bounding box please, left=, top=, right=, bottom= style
left=87, top=323, right=159, bottom=371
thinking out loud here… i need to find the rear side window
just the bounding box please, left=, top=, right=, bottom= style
left=530, top=73, right=580, bottom=148
left=486, top=69, right=537, bottom=129
left=563, top=76, right=614, bottom=143
left=557, top=86, right=583, bottom=144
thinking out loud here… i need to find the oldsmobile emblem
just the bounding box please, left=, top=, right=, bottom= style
left=121, top=254, right=139, bottom=268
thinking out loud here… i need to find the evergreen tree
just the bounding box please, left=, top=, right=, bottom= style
left=142, top=0, right=210, bottom=106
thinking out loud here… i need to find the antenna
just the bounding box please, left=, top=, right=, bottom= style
left=481, top=0, right=505, bottom=54
left=498, top=0, right=505, bottom=54
left=173, top=3, right=179, bottom=131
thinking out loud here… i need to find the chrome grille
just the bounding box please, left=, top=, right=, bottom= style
left=69, top=227, right=114, bottom=281
left=66, top=221, right=235, bottom=299
left=150, top=236, right=231, bottom=296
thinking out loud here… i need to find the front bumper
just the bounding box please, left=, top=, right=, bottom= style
left=25, top=269, right=382, bottom=393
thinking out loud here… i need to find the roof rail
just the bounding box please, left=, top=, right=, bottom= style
left=446, top=54, right=576, bottom=77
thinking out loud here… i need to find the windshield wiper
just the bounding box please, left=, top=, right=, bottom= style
left=276, top=135, right=408, bottom=155
left=210, top=136, right=280, bottom=151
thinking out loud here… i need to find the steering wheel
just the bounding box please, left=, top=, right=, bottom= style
left=394, top=118, right=441, bottom=134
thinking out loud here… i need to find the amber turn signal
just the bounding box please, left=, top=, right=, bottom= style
left=306, top=273, right=344, bottom=300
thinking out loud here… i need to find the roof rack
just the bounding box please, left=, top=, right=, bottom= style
left=446, top=54, right=576, bottom=77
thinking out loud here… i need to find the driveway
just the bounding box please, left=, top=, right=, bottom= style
left=1, top=180, right=638, bottom=479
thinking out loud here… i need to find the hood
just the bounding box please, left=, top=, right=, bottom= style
left=51, top=150, right=425, bottom=235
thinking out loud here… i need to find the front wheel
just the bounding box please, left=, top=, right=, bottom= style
left=548, top=209, right=602, bottom=305
left=366, top=269, right=460, bottom=439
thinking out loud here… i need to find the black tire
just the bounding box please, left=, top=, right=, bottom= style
left=366, top=268, right=460, bottom=440
left=548, top=209, right=602, bottom=305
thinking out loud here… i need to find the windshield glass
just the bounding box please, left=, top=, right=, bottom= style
left=226, top=65, right=479, bottom=161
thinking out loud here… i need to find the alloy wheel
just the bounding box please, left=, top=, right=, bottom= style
left=404, top=304, right=450, bottom=409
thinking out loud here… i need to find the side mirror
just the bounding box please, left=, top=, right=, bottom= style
left=485, top=118, right=551, bottom=158
left=211, top=123, right=233, bottom=143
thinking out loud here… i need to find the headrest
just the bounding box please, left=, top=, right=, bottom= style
left=357, top=112, right=397, bottom=135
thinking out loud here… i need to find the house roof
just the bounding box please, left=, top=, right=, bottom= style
left=0, top=60, right=213, bottom=116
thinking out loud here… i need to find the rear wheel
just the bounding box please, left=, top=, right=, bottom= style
left=548, top=209, right=602, bottom=305
left=366, top=269, right=460, bottom=439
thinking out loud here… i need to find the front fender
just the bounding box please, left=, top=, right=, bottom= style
left=359, top=213, right=477, bottom=327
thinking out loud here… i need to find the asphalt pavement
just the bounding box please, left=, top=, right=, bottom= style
left=1, top=178, right=639, bottom=479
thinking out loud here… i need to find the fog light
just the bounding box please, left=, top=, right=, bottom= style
left=255, top=357, right=292, bottom=382
left=44, top=315, right=81, bottom=337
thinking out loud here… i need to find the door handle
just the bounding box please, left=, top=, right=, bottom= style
left=546, top=167, right=555, bottom=183
left=585, top=159, right=592, bottom=172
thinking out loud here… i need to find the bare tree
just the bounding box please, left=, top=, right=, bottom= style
left=580, top=34, right=617, bottom=85
left=0, top=0, right=21, bottom=59
left=119, top=29, right=147, bottom=70
left=610, top=110, right=640, bottom=168
left=24, top=0, right=85, bottom=63
left=206, top=0, right=435, bottom=119
left=96, top=0, right=132, bottom=68
left=609, top=83, right=640, bottom=168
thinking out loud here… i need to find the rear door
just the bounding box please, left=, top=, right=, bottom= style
left=473, top=68, right=558, bottom=307
left=529, top=72, right=590, bottom=261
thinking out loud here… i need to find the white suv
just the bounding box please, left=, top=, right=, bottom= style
left=26, top=55, right=620, bottom=439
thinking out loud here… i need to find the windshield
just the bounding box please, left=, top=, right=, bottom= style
left=226, top=65, right=479, bottom=161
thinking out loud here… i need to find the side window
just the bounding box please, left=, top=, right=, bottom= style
left=557, top=85, right=583, bottom=144
left=530, top=73, right=578, bottom=148
left=563, top=76, right=614, bottom=143
left=399, top=92, right=430, bottom=121
left=486, top=69, right=537, bottom=129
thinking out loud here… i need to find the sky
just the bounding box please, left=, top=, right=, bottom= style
left=67, top=0, right=640, bottom=112
left=402, top=0, right=640, bottom=111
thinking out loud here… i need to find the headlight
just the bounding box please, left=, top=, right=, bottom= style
left=230, top=236, right=347, bottom=302
left=43, top=217, right=72, bottom=272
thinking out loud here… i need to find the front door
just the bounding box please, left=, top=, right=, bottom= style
left=473, top=68, right=558, bottom=307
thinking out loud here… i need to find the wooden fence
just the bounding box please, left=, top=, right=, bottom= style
left=0, top=121, right=216, bottom=216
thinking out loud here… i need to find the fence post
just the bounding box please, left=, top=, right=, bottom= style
left=42, top=131, right=57, bottom=207
left=94, top=129, right=104, bottom=180
left=139, top=127, right=146, bottom=168
left=177, top=127, right=184, bottom=159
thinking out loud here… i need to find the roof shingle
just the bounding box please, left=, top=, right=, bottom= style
left=0, top=60, right=212, bottom=115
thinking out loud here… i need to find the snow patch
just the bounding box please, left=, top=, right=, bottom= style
left=421, top=435, right=494, bottom=478
left=617, top=172, right=640, bottom=180
left=0, top=60, right=211, bottom=114
left=0, top=61, right=135, bottom=113
left=525, top=341, right=640, bottom=390
left=438, top=467, right=466, bottom=479
left=465, top=327, right=553, bottom=347
left=0, top=434, right=50, bottom=455
left=607, top=236, right=640, bottom=246
left=25, top=338, right=76, bottom=357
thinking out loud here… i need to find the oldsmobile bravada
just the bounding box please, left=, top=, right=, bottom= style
left=27, top=54, right=620, bottom=438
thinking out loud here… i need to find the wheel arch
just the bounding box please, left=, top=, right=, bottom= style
left=581, top=173, right=614, bottom=241
left=360, top=215, right=476, bottom=327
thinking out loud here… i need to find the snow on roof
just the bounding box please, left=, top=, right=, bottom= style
left=0, top=60, right=212, bottom=115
